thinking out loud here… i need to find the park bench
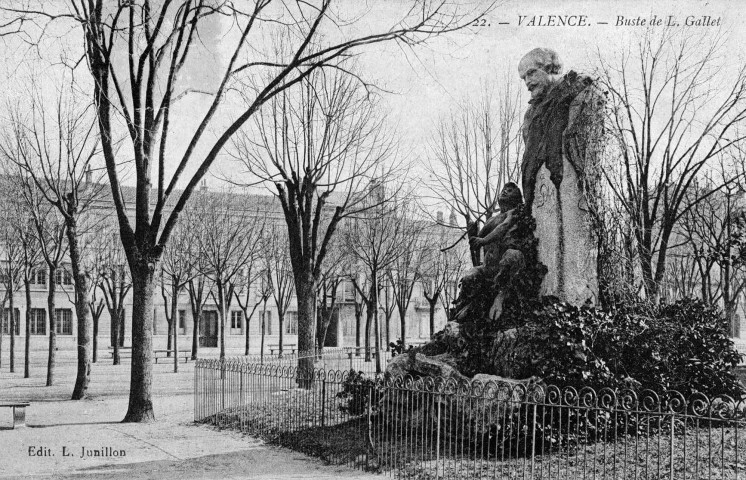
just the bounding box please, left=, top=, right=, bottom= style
left=108, top=346, right=132, bottom=359
left=268, top=344, right=297, bottom=355
left=153, top=349, right=192, bottom=363
left=0, top=402, right=29, bottom=429
left=345, top=346, right=382, bottom=358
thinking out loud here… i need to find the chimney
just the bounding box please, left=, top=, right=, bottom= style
left=436, top=210, right=444, bottom=224
left=200, top=180, right=208, bottom=192
left=85, top=166, right=92, bottom=184
left=449, top=208, right=458, bottom=227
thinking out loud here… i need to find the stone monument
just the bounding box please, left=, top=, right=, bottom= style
left=519, top=47, right=604, bottom=306
left=384, top=48, right=605, bottom=402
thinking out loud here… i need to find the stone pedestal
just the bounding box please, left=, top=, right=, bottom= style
left=533, top=159, right=598, bottom=305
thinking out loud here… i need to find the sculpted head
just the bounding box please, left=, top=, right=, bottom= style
left=518, top=48, right=563, bottom=100
left=498, top=182, right=523, bottom=211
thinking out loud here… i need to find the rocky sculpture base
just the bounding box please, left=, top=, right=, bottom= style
left=383, top=347, right=544, bottom=438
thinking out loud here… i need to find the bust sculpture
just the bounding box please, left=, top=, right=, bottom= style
left=519, top=47, right=604, bottom=306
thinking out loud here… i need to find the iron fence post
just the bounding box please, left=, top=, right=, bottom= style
left=321, top=377, right=327, bottom=428
left=530, top=401, right=537, bottom=478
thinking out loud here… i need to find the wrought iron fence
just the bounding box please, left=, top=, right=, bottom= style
left=195, top=358, right=746, bottom=479
left=237, top=347, right=393, bottom=373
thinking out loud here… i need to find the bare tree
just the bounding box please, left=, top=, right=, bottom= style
left=18, top=198, right=41, bottom=379
left=0, top=180, right=24, bottom=372
left=256, top=267, right=274, bottom=361
left=160, top=218, right=196, bottom=372
left=186, top=262, right=211, bottom=361
left=425, top=80, right=523, bottom=266
left=262, top=225, right=295, bottom=358
left=88, top=275, right=105, bottom=364
left=233, top=249, right=265, bottom=356
left=1, top=82, right=104, bottom=399
left=379, top=275, right=396, bottom=350
left=439, top=248, right=468, bottom=318
left=343, top=186, right=418, bottom=372
left=193, top=191, right=261, bottom=360
left=418, top=225, right=467, bottom=338
left=315, top=237, right=351, bottom=353
left=94, top=224, right=131, bottom=366
left=17, top=171, right=68, bottom=384
left=386, top=207, right=427, bottom=350
left=598, top=28, right=746, bottom=301
left=677, top=163, right=746, bottom=335
left=233, top=68, right=400, bottom=376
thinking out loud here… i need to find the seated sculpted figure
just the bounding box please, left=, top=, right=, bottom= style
left=452, top=182, right=526, bottom=322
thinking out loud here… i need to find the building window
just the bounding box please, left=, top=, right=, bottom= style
left=343, top=280, right=355, bottom=302
left=178, top=309, right=187, bottom=334
left=55, top=309, right=73, bottom=335
left=2, top=308, right=20, bottom=335
left=33, top=268, right=47, bottom=286
left=30, top=308, right=46, bottom=335
left=55, top=268, right=73, bottom=286
left=230, top=311, right=242, bottom=334
left=264, top=310, right=272, bottom=335
left=285, top=311, right=298, bottom=335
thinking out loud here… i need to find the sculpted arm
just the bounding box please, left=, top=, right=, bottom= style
left=471, top=210, right=518, bottom=248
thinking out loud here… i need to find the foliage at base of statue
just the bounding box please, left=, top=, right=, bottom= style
left=337, top=370, right=383, bottom=416
left=513, top=298, right=745, bottom=399
left=389, top=339, right=415, bottom=357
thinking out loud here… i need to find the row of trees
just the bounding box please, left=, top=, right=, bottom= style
left=0, top=160, right=470, bottom=380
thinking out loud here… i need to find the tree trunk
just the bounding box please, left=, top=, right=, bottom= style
left=638, top=241, right=658, bottom=301
left=9, top=279, right=15, bottom=373
left=166, top=314, right=173, bottom=356
left=217, top=280, right=226, bottom=360
left=295, top=276, right=316, bottom=388
left=260, top=302, right=267, bottom=362
left=172, top=286, right=179, bottom=373
left=191, top=310, right=201, bottom=361
left=354, top=301, right=362, bottom=356
left=372, top=277, right=381, bottom=374
left=429, top=298, right=437, bottom=339
left=243, top=308, right=251, bottom=355
left=24, top=277, right=31, bottom=379
left=110, top=310, right=116, bottom=348
left=112, top=308, right=121, bottom=366
left=189, top=287, right=203, bottom=361
left=68, top=220, right=92, bottom=401
left=46, top=268, right=56, bottom=386
left=92, top=312, right=99, bottom=363
left=278, top=311, right=285, bottom=358
left=123, top=262, right=156, bottom=422
left=399, top=305, right=407, bottom=351
left=364, top=299, right=373, bottom=363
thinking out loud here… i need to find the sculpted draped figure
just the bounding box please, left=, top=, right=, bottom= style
left=518, top=48, right=604, bottom=305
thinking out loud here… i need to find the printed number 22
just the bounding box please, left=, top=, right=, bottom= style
left=472, top=17, right=488, bottom=27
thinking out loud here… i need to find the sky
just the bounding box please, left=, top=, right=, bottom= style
left=0, top=0, right=743, bottom=197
